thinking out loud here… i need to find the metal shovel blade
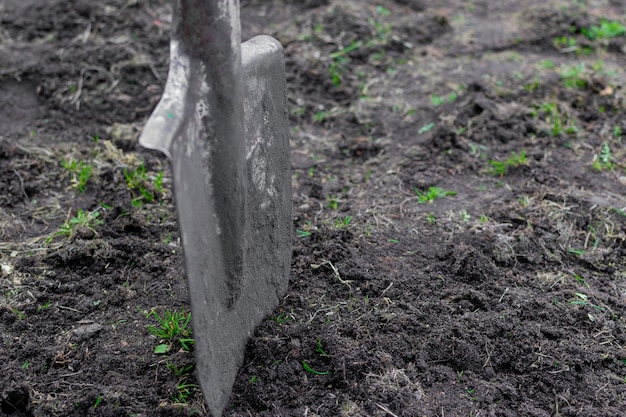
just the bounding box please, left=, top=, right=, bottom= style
left=139, top=1, right=291, bottom=416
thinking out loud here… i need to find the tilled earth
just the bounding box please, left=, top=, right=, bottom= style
left=1, top=0, right=626, bottom=416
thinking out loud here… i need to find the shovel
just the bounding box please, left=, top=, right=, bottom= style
left=139, top=1, right=291, bottom=415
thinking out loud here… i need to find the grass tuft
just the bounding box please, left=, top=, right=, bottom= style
left=487, top=150, right=527, bottom=176
left=414, top=187, right=457, bottom=203
left=148, top=308, right=194, bottom=352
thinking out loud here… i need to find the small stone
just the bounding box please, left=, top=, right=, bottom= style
left=74, top=323, right=102, bottom=338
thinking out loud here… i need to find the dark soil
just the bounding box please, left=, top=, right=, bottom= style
left=2, top=0, right=626, bottom=416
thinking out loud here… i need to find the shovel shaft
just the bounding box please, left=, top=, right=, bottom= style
left=175, top=0, right=246, bottom=296
left=176, top=0, right=241, bottom=64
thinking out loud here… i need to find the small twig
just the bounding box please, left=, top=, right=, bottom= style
left=56, top=304, right=83, bottom=313
left=12, top=169, right=28, bottom=199
left=595, top=380, right=609, bottom=399
left=399, top=196, right=419, bottom=218
left=311, top=260, right=353, bottom=289
left=498, top=287, right=509, bottom=303
left=375, top=403, right=399, bottom=417
left=149, top=63, right=161, bottom=81
left=58, top=370, right=83, bottom=378
left=71, top=70, right=85, bottom=108
left=71, top=66, right=116, bottom=109
left=307, top=305, right=336, bottom=325
left=372, top=212, right=380, bottom=229
left=483, top=343, right=492, bottom=368
left=76, top=21, right=91, bottom=44
left=104, top=78, right=121, bottom=94
left=381, top=282, right=393, bottom=297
